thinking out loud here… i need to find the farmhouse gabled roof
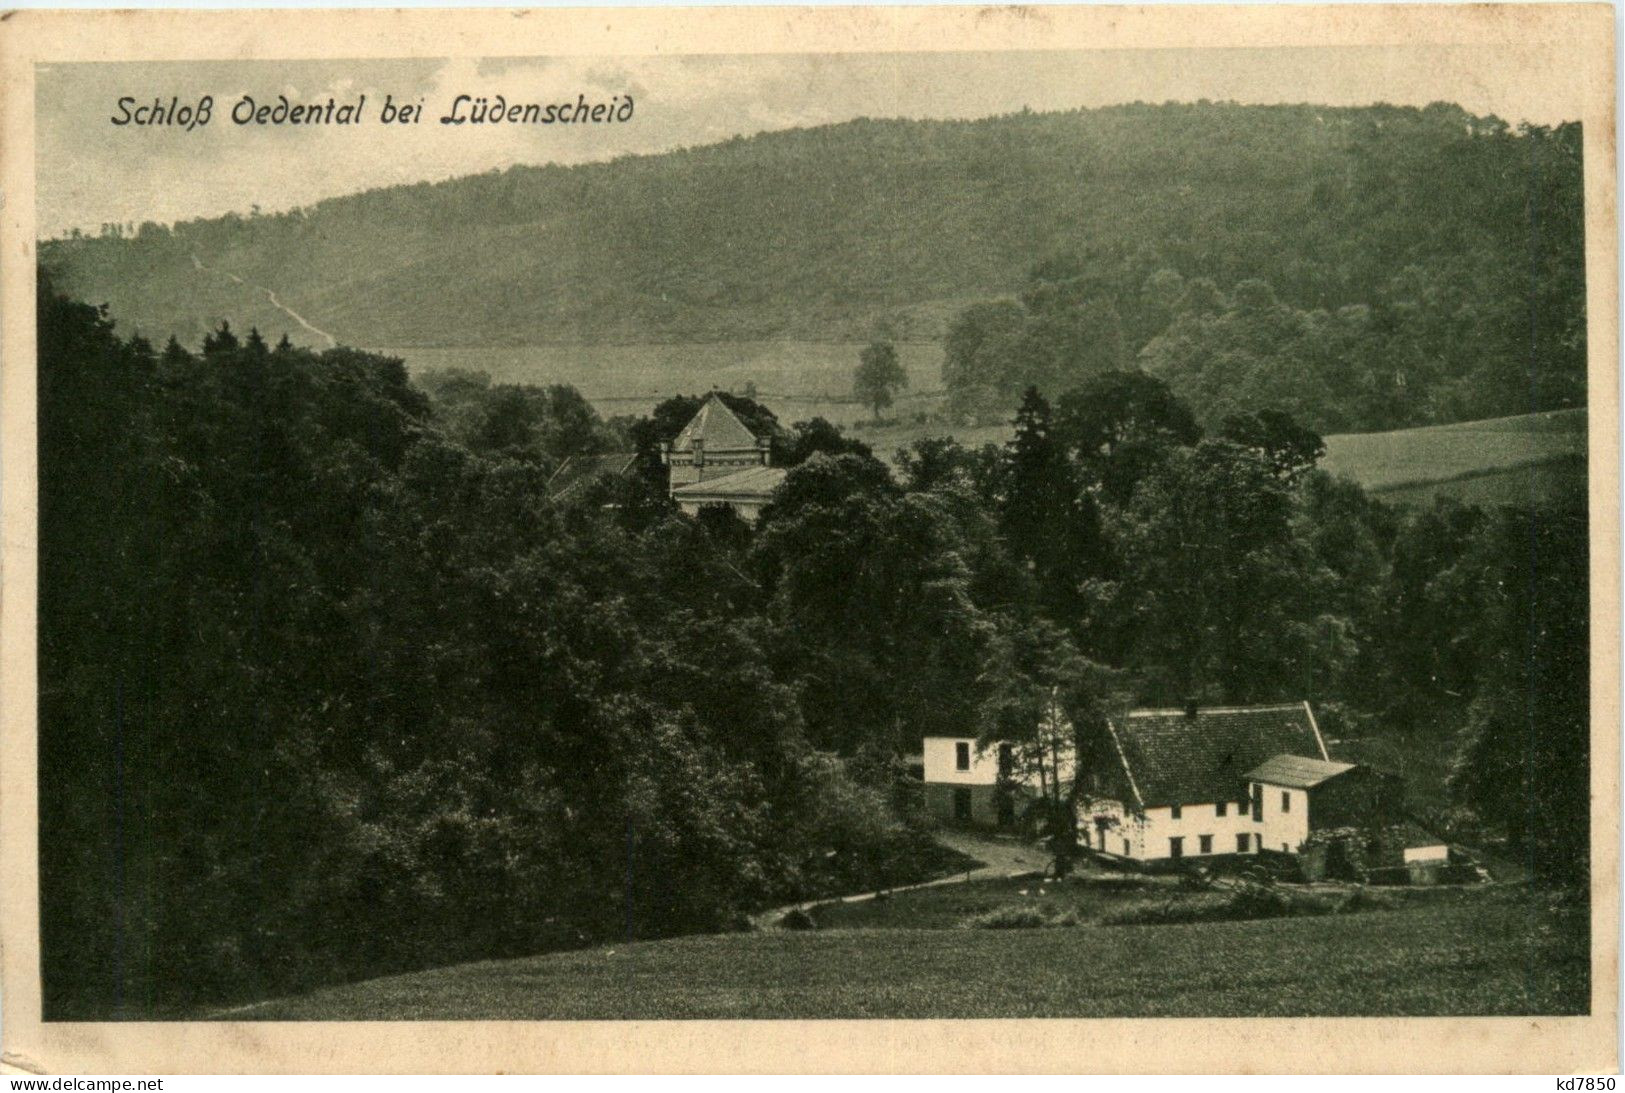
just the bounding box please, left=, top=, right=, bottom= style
left=670, top=465, right=788, bottom=500
left=1105, top=702, right=1328, bottom=809
left=1246, top=753, right=1355, bottom=789
left=545, top=452, right=638, bottom=501
left=671, top=393, right=763, bottom=453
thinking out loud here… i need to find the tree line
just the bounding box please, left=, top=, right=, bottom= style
left=39, top=276, right=1587, bottom=1018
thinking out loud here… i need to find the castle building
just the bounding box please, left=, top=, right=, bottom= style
left=662, top=393, right=787, bottom=523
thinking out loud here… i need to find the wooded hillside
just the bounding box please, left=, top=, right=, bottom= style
left=45, top=103, right=1583, bottom=421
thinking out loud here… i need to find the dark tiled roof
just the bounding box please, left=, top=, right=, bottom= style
left=671, top=465, right=787, bottom=500
left=1107, top=703, right=1328, bottom=808
left=671, top=394, right=763, bottom=452
left=545, top=452, right=637, bottom=501
left=1246, top=753, right=1355, bottom=788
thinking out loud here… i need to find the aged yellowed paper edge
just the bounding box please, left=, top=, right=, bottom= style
left=0, top=3, right=1617, bottom=1074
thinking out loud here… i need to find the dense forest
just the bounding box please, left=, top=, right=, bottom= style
left=43, top=102, right=1584, bottom=434
left=40, top=272, right=1587, bottom=1018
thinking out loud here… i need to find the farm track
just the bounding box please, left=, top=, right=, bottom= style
left=751, top=832, right=1049, bottom=929
left=190, top=253, right=339, bottom=349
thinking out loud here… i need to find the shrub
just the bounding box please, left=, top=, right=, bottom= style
left=779, top=907, right=818, bottom=931
left=1336, top=886, right=1400, bottom=914
left=1101, top=895, right=1227, bottom=926
left=1228, top=882, right=1294, bottom=919
left=963, top=905, right=1050, bottom=929
left=961, top=904, right=1081, bottom=930
left=1178, top=865, right=1216, bottom=890
left=1102, top=882, right=1368, bottom=927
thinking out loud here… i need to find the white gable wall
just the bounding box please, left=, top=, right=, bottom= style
left=922, top=736, right=1074, bottom=791
left=1252, top=780, right=1311, bottom=853
left=922, top=736, right=1002, bottom=785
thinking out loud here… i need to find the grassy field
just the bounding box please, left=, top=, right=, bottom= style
left=1318, top=409, right=1587, bottom=494
left=380, top=342, right=947, bottom=431
left=229, top=882, right=1584, bottom=1020
left=1373, top=454, right=1588, bottom=508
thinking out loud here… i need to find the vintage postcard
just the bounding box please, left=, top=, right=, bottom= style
left=0, top=3, right=1617, bottom=1075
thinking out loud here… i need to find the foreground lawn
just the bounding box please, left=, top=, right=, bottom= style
left=234, top=887, right=1586, bottom=1019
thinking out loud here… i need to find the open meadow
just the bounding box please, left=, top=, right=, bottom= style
left=1319, top=409, right=1588, bottom=504
left=379, top=342, right=946, bottom=431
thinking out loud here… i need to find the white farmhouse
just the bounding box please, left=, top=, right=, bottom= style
left=1080, top=701, right=1405, bottom=864
left=923, top=701, right=1438, bottom=875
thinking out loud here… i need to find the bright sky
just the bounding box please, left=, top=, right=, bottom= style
left=36, top=45, right=1585, bottom=239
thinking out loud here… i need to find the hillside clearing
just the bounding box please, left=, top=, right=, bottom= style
left=229, top=886, right=1584, bottom=1020
left=1318, top=409, right=1587, bottom=491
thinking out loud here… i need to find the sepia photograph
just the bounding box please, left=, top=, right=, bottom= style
left=0, top=3, right=1616, bottom=1075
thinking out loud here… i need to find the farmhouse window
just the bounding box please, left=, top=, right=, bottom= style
left=1237, top=833, right=1250, bottom=853
left=1216, top=801, right=1228, bottom=817
left=1251, top=784, right=1263, bottom=821
left=998, top=742, right=1014, bottom=776
left=955, top=742, right=971, bottom=771
left=1169, top=836, right=1183, bottom=859
left=1198, top=835, right=1212, bottom=854
left=1170, top=804, right=1182, bottom=820
left=1122, top=839, right=1131, bottom=856
left=1281, top=791, right=1291, bottom=813
left=953, top=787, right=972, bottom=822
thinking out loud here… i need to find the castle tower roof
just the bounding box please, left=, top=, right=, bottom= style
left=671, top=393, right=763, bottom=453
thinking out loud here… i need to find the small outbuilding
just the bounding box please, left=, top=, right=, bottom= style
left=1243, top=753, right=1401, bottom=854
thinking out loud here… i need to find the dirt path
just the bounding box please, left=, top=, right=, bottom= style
left=751, top=832, right=1050, bottom=929
left=191, top=253, right=339, bottom=349
left=934, top=831, right=1050, bottom=877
